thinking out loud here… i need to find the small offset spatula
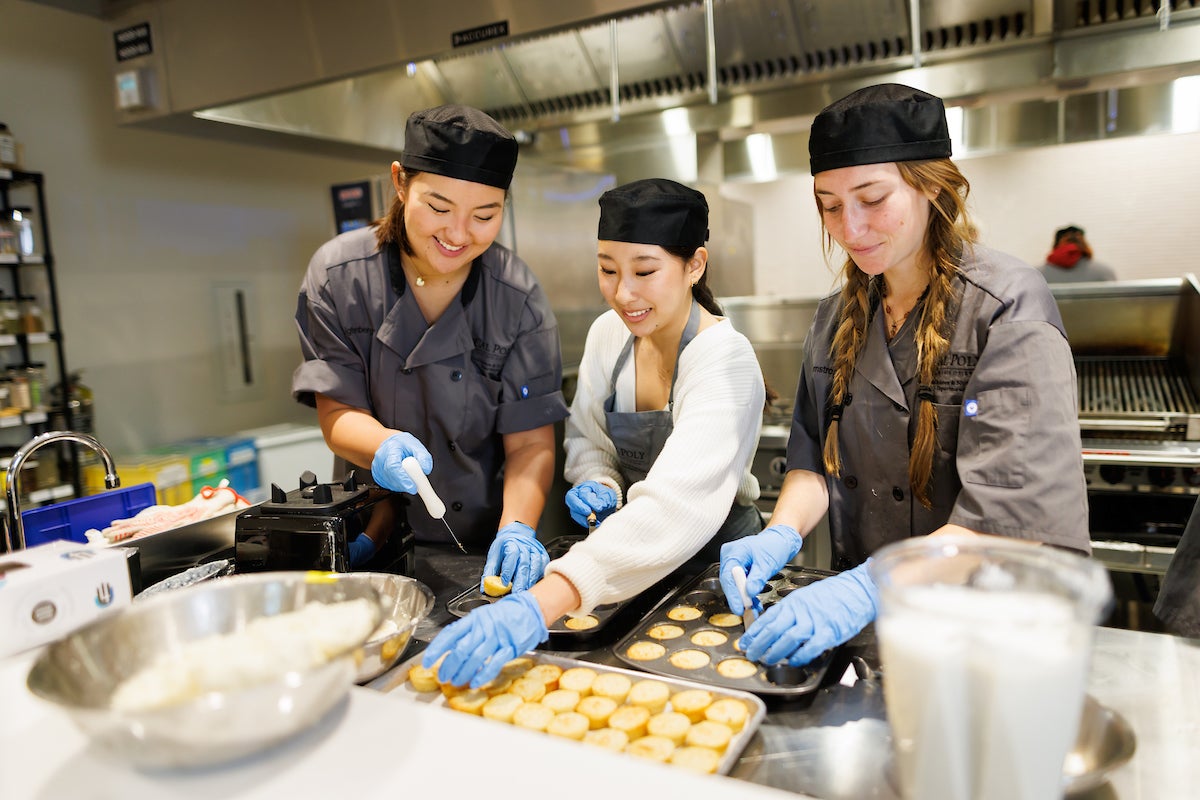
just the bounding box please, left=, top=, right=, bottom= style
left=730, top=564, right=757, bottom=632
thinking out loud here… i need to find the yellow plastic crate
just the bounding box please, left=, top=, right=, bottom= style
left=83, top=454, right=192, bottom=507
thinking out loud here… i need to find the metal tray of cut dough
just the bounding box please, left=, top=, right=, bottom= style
left=445, top=534, right=680, bottom=648
left=381, top=650, right=767, bottom=775
left=613, top=563, right=840, bottom=697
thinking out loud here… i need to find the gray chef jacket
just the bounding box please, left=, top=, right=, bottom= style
left=292, top=227, right=570, bottom=546
left=788, top=244, right=1091, bottom=569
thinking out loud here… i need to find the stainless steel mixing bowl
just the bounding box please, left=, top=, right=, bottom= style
left=25, top=571, right=381, bottom=769
left=349, top=572, right=435, bottom=683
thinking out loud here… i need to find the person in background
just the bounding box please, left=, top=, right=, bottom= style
left=1039, top=225, right=1118, bottom=283
left=1153, top=495, right=1200, bottom=637
left=423, top=178, right=768, bottom=688
left=720, top=83, right=1092, bottom=668
left=292, top=104, right=568, bottom=584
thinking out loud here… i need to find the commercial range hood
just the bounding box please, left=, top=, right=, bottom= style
left=55, top=0, right=1200, bottom=178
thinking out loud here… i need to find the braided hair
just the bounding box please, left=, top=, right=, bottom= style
left=818, top=158, right=977, bottom=507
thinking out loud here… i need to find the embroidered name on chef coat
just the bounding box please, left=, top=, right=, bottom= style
left=471, top=338, right=510, bottom=380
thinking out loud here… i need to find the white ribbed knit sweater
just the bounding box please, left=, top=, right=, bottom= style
left=547, top=310, right=764, bottom=614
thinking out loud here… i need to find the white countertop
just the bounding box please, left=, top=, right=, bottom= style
left=0, top=651, right=804, bottom=800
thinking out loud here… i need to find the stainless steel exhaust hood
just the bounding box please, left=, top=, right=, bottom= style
left=56, top=0, right=1200, bottom=177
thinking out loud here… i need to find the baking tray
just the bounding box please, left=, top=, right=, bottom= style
left=445, top=534, right=680, bottom=648
left=612, top=563, right=840, bottom=697
left=381, top=650, right=766, bottom=775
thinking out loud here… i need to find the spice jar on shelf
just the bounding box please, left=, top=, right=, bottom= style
left=0, top=293, right=19, bottom=335
left=24, top=362, right=45, bottom=410
left=8, top=207, right=35, bottom=257
left=7, top=367, right=31, bottom=411
left=0, top=122, right=17, bottom=168
left=19, top=295, right=44, bottom=334
left=0, top=212, right=15, bottom=256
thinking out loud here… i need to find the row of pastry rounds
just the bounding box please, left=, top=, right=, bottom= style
left=623, top=604, right=761, bottom=678
left=407, top=657, right=753, bottom=774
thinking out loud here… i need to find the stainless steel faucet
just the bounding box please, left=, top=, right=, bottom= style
left=4, top=430, right=120, bottom=551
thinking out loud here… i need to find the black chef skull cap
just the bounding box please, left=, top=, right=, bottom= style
left=401, top=104, right=518, bottom=190
left=808, top=83, right=952, bottom=175
left=1054, top=225, right=1086, bottom=243
left=597, top=178, right=709, bottom=251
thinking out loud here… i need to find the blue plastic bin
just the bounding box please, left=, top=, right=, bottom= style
left=21, top=483, right=159, bottom=547
left=221, top=436, right=259, bottom=497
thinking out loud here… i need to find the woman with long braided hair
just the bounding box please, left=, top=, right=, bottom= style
left=719, top=84, right=1091, bottom=667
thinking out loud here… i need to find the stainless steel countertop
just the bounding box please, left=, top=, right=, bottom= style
left=404, top=544, right=1200, bottom=799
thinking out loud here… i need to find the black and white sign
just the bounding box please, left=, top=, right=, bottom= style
left=452, top=20, right=509, bottom=48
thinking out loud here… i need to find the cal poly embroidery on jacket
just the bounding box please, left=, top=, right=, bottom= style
left=931, top=350, right=977, bottom=400
left=471, top=338, right=510, bottom=380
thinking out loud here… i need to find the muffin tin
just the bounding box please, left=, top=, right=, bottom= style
left=613, top=563, right=840, bottom=697
left=445, top=534, right=680, bottom=648
left=383, top=650, right=766, bottom=775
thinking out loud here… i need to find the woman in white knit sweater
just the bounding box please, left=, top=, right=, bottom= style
left=424, top=178, right=768, bottom=688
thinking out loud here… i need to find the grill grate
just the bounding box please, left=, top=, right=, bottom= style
left=1077, top=357, right=1200, bottom=416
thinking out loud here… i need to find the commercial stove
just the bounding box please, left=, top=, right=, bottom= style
left=1056, top=274, right=1200, bottom=577
left=234, top=470, right=415, bottom=576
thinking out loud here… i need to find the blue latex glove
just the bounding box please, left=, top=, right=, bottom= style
left=564, top=480, right=618, bottom=528
left=740, top=560, right=879, bottom=667
left=371, top=432, right=433, bottom=493
left=719, top=524, right=804, bottom=614
left=347, top=532, right=377, bottom=567
left=422, top=591, right=549, bottom=688
left=482, top=522, right=549, bottom=593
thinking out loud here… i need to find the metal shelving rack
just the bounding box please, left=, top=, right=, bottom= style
left=0, top=168, right=79, bottom=527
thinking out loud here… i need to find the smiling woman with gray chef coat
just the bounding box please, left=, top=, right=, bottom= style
left=292, top=105, right=569, bottom=584
left=720, top=84, right=1093, bottom=668
left=421, top=178, right=770, bottom=689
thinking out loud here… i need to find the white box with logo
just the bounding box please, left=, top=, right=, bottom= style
left=0, top=540, right=133, bottom=658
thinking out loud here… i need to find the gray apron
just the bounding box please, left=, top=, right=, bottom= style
left=603, top=301, right=762, bottom=563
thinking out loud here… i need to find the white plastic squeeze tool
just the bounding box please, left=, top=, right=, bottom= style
left=730, top=564, right=757, bottom=633
left=401, top=456, right=467, bottom=553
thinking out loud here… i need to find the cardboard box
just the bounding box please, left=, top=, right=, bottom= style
left=0, top=540, right=133, bottom=658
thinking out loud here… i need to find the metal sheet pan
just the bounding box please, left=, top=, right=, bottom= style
left=612, top=563, right=840, bottom=697
left=382, top=650, right=767, bottom=776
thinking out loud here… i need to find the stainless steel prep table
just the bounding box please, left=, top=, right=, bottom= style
left=392, top=544, right=1200, bottom=800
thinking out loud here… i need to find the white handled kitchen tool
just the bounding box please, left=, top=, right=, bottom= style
left=730, top=564, right=757, bottom=632
left=401, top=456, right=466, bottom=553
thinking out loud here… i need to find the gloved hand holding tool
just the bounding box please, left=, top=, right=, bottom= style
left=422, top=591, right=549, bottom=689
left=719, top=524, right=804, bottom=614
left=564, top=480, right=618, bottom=529
left=739, top=561, right=879, bottom=667
left=482, top=522, right=549, bottom=593
left=371, top=432, right=466, bottom=553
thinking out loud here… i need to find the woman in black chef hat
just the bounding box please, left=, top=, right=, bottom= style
left=293, top=105, right=568, bottom=584
left=423, top=178, right=771, bottom=688
left=719, top=83, right=1093, bottom=667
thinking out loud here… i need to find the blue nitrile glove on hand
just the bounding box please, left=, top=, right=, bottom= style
left=719, top=524, right=804, bottom=614
left=347, top=532, right=377, bottom=567
left=482, top=522, right=549, bottom=593
left=422, top=591, right=549, bottom=689
left=740, top=560, right=879, bottom=667
left=564, top=480, right=618, bottom=528
left=371, top=432, right=433, bottom=493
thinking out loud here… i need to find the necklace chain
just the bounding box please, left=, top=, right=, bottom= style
left=884, top=301, right=911, bottom=338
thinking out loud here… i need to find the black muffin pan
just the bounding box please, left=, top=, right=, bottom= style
left=612, top=563, right=840, bottom=697
left=446, top=534, right=679, bottom=648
